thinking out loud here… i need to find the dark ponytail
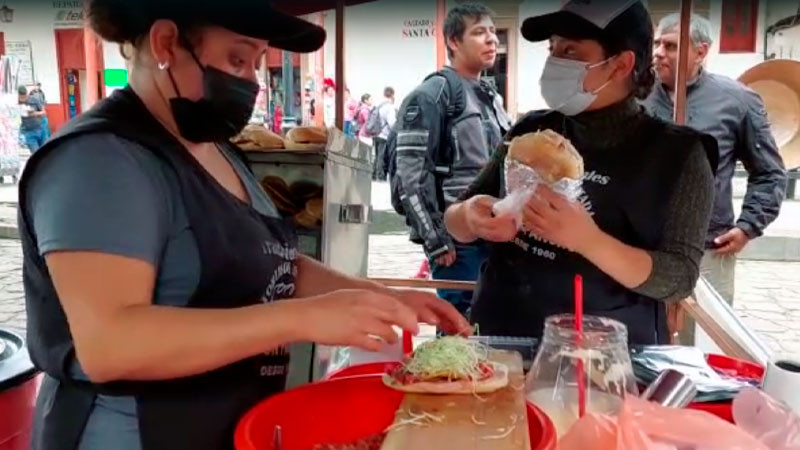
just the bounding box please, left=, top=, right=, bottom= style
left=87, top=0, right=152, bottom=45
left=87, top=0, right=205, bottom=57
left=632, top=64, right=656, bottom=99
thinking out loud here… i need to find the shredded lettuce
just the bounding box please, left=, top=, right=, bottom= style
left=403, top=336, right=489, bottom=380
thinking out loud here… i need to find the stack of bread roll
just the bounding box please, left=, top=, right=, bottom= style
left=260, top=176, right=324, bottom=228
left=285, top=126, right=328, bottom=150
left=231, top=124, right=286, bottom=151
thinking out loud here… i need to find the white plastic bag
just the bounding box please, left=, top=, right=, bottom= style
left=733, top=388, right=800, bottom=450
left=492, top=157, right=583, bottom=228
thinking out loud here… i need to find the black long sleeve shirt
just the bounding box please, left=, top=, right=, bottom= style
left=642, top=69, right=787, bottom=247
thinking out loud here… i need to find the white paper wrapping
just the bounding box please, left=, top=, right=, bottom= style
left=492, top=157, right=584, bottom=228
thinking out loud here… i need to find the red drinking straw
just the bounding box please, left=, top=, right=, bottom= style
left=402, top=330, right=413, bottom=357
left=575, top=274, right=586, bottom=418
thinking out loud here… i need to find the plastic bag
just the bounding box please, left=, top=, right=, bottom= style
left=491, top=157, right=583, bottom=228
left=733, top=388, right=800, bottom=450
left=631, top=346, right=758, bottom=402
left=558, top=395, right=770, bottom=450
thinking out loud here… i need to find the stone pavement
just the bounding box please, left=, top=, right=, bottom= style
left=734, top=260, right=800, bottom=356
left=0, top=239, right=25, bottom=333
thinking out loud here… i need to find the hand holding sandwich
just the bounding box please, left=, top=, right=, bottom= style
left=523, top=185, right=599, bottom=253
left=463, top=195, right=519, bottom=242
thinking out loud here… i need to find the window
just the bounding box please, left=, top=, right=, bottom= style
left=719, top=0, right=759, bottom=53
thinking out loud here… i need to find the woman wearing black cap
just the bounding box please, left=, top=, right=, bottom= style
left=19, top=1, right=469, bottom=449
left=445, top=0, right=716, bottom=345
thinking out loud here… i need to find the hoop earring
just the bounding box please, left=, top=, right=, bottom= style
left=158, top=61, right=170, bottom=70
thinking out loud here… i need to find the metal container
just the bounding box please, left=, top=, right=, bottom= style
left=641, top=369, right=697, bottom=408
left=245, top=128, right=373, bottom=388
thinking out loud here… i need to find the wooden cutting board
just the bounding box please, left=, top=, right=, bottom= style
left=380, top=350, right=530, bottom=450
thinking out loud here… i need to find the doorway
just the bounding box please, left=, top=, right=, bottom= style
left=54, top=29, right=104, bottom=127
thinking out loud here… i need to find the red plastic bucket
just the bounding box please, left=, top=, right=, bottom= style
left=0, top=328, right=41, bottom=450
left=0, top=375, right=41, bottom=450
left=235, top=375, right=557, bottom=450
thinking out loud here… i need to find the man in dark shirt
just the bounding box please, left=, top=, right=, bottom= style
left=642, top=13, right=787, bottom=308
left=30, top=82, right=46, bottom=104
left=18, top=85, right=49, bottom=153
left=29, top=82, right=51, bottom=139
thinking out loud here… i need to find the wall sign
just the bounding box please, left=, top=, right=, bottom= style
left=402, top=19, right=435, bottom=38
left=53, top=0, right=84, bottom=28
left=6, top=41, right=34, bottom=85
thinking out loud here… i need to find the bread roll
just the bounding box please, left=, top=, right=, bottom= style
left=305, top=197, right=323, bottom=221
left=261, top=176, right=298, bottom=214
left=508, top=130, right=583, bottom=184
left=286, top=126, right=327, bottom=145
left=231, top=124, right=286, bottom=150
left=289, top=181, right=323, bottom=202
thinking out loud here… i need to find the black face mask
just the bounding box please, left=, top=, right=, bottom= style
left=167, top=49, right=259, bottom=143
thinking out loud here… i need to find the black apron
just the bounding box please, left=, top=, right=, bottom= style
left=20, top=87, right=298, bottom=450
left=470, top=109, right=717, bottom=345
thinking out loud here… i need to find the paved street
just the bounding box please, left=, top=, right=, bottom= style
left=0, top=240, right=25, bottom=333
left=0, top=180, right=798, bottom=359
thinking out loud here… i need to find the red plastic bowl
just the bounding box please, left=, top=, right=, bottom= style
left=0, top=374, right=41, bottom=450
left=235, top=375, right=557, bottom=450
left=686, top=354, right=766, bottom=423
left=687, top=402, right=736, bottom=423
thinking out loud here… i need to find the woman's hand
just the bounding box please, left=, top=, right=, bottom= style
left=293, top=289, right=420, bottom=352
left=389, top=289, right=472, bottom=336
left=522, top=186, right=600, bottom=254
left=464, top=195, right=518, bottom=242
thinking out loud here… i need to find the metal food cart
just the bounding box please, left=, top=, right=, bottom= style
left=245, top=129, right=374, bottom=388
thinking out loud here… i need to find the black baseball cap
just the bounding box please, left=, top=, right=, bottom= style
left=87, top=0, right=326, bottom=53
left=521, top=0, right=653, bottom=78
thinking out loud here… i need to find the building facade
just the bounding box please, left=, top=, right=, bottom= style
left=318, top=0, right=799, bottom=120
left=1, top=0, right=798, bottom=132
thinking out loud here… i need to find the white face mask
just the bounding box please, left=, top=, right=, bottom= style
left=540, top=55, right=614, bottom=116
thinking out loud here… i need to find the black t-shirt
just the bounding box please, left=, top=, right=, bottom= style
left=463, top=100, right=716, bottom=345
left=21, top=96, right=45, bottom=131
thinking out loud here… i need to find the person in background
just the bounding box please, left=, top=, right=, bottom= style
left=272, top=100, right=284, bottom=134
left=373, top=86, right=396, bottom=181
left=444, top=0, right=717, bottom=344
left=642, top=13, right=787, bottom=324
left=30, top=81, right=50, bottom=138
left=390, top=3, right=510, bottom=315
left=30, top=82, right=47, bottom=105
left=17, top=85, right=48, bottom=153
left=323, top=78, right=336, bottom=128
left=343, top=88, right=359, bottom=137
left=356, top=93, right=372, bottom=141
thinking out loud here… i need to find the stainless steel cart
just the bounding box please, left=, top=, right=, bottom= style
left=245, top=129, right=373, bottom=387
